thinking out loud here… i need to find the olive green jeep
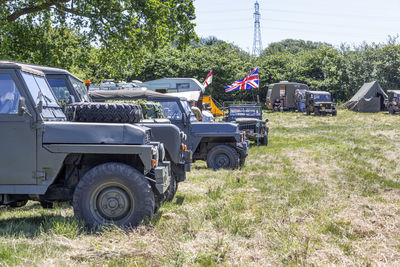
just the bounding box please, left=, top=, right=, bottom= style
left=385, top=90, right=400, bottom=115
left=0, top=61, right=171, bottom=228
left=305, top=91, right=337, bottom=116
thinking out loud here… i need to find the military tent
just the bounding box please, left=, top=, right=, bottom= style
left=344, top=81, right=387, bottom=112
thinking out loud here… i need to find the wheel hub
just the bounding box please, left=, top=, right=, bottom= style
left=96, top=187, right=131, bottom=220
left=215, top=153, right=230, bottom=168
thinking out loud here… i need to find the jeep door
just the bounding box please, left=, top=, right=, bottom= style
left=0, top=70, right=37, bottom=185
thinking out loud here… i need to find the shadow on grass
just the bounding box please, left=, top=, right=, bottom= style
left=0, top=213, right=82, bottom=238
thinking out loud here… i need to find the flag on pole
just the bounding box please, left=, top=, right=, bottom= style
left=225, top=67, right=259, bottom=93
left=203, top=68, right=213, bottom=87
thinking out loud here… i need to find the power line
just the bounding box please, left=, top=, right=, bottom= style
left=252, top=0, right=263, bottom=56
left=260, top=8, right=400, bottom=20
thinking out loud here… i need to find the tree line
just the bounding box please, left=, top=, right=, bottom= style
left=1, top=1, right=400, bottom=102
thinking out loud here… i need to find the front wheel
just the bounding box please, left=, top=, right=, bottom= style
left=73, top=163, right=155, bottom=228
left=206, top=145, right=239, bottom=170
left=389, top=106, right=395, bottom=115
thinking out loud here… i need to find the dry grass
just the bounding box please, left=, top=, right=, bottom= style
left=0, top=110, right=400, bottom=266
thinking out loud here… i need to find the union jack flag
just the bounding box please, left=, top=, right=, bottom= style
left=225, top=67, right=259, bottom=93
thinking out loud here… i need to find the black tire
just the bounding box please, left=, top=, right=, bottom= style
left=8, top=200, right=27, bottom=208
left=389, top=106, right=395, bottom=115
left=164, top=177, right=178, bottom=202
left=40, top=200, right=54, bottom=209
left=206, top=145, right=240, bottom=170
left=261, top=133, right=268, bottom=146
left=73, top=163, right=155, bottom=228
left=66, top=103, right=142, bottom=123
left=332, top=110, right=337, bottom=116
left=314, top=108, right=320, bottom=116
left=306, top=108, right=310, bottom=115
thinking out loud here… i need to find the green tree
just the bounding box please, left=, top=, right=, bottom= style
left=0, top=0, right=197, bottom=78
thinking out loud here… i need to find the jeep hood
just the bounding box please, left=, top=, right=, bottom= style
left=43, top=122, right=148, bottom=144
left=190, top=122, right=239, bottom=135
left=235, top=118, right=265, bottom=124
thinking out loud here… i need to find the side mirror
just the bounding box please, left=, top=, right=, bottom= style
left=18, top=97, right=33, bottom=118
left=18, top=97, right=25, bottom=116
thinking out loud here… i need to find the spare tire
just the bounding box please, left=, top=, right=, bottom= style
left=66, top=102, right=142, bottom=123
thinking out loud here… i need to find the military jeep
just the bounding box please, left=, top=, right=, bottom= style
left=89, top=90, right=249, bottom=170
left=0, top=61, right=171, bottom=228
left=223, top=103, right=269, bottom=145
left=305, top=91, right=337, bottom=116
left=20, top=63, right=192, bottom=202
left=385, top=90, right=400, bottom=115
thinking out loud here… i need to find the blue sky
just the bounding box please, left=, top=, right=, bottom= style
left=193, top=0, right=400, bottom=52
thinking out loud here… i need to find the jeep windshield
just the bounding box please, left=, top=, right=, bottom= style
left=313, top=94, right=331, bottom=102
left=229, top=106, right=261, bottom=118
left=70, top=77, right=90, bottom=102
left=181, top=100, right=197, bottom=121
left=21, top=71, right=65, bottom=120
left=158, top=101, right=183, bottom=120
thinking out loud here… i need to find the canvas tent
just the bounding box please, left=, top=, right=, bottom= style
left=345, top=81, right=387, bottom=113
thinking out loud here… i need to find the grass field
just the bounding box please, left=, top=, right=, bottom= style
left=1, top=110, right=400, bottom=266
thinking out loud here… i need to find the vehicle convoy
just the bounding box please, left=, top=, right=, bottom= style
left=223, top=103, right=269, bottom=145
left=0, top=61, right=172, bottom=228
left=385, top=90, right=400, bottom=114
left=89, top=90, right=250, bottom=170
left=24, top=63, right=192, bottom=202
left=305, top=91, right=337, bottom=116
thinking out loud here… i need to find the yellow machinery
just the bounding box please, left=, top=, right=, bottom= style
left=202, top=96, right=223, bottom=116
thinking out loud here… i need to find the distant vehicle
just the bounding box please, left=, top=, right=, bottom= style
left=116, top=81, right=146, bottom=90
left=266, top=81, right=309, bottom=111
left=385, top=90, right=400, bottom=114
left=223, top=103, right=269, bottom=145
left=142, top=78, right=205, bottom=94
left=305, top=91, right=337, bottom=116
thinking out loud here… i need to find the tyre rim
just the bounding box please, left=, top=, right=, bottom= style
left=215, top=153, right=230, bottom=168
left=91, top=183, right=134, bottom=222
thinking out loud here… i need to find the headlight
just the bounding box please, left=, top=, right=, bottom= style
left=180, top=131, right=187, bottom=141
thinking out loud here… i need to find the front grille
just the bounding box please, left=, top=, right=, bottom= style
left=144, top=133, right=151, bottom=144
left=239, top=124, right=257, bottom=132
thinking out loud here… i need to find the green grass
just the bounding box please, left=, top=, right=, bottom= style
left=1, top=110, right=400, bottom=265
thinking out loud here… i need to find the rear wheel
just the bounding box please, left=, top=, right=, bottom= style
left=306, top=107, right=310, bottom=115
left=206, top=145, right=239, bottom=170
left=164, top=177, right=178, bottom=202
left=261, top=133, right=268, bottom=146
left=332, top=110, right=337, bottom=116
left=315, top=108, right=320, bottom=116
left=389, top=106, right=395, bottom=115
left=73, top=163, right=155, bottom=228
left=8, top=200, right=27, bottom=208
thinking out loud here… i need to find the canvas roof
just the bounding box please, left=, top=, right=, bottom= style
left=89, top=89, right=186, bottom=101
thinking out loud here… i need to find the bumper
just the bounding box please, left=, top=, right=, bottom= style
left=182, top=150, right=193, bottom=162
left=237, top=140, right=250, bottom=156
left=153, top=161, right=171, bottom=194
